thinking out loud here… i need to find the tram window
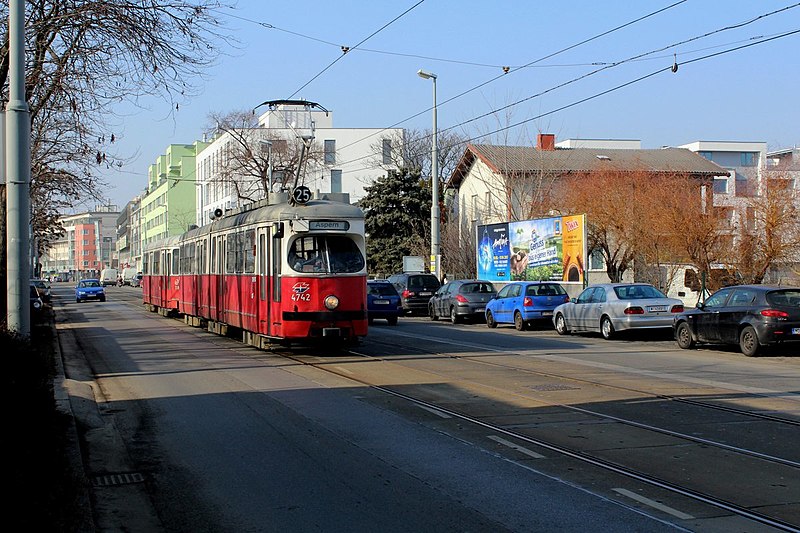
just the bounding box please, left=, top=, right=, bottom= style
left=235, top=232, right=245, bottom=273
left=226, top=234, right=237, bottom=273
left=188, top=242, right=196, bottom=274
left=244, top=229, right=256, bottom=274
left=288, top=235, right=364, bottom=274
left=143, top=253, right=149, bottom=275
left=172, top=249, right=180, bottom=275
left=211, top=237, right=216, bottom=274
left=153, top=252, right=160, bottom=275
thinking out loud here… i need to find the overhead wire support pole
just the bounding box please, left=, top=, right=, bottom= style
left=6, top=0, right=32, bottom=336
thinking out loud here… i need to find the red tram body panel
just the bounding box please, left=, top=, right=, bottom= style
left=142, top=194, right=367, bottom=346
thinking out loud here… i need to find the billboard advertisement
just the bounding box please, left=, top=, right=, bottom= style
left=476, top=214, right=586, bottom=284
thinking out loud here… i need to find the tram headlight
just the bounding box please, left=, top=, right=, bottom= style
left=324, top=295, right=340, bottom=310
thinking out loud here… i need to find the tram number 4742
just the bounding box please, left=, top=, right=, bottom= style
left=291, top=282, right=312, bottom=302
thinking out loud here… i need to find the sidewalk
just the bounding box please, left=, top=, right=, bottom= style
left=52, top=301, right=163, bottom=531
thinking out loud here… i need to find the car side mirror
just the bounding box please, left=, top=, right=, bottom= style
left=570, top=297, right=577, bottom=303
left=695, top=302, right=705, bottom=309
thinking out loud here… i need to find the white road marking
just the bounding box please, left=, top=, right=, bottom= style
left=416, top=404, right=452, bottom=418
left=613, top=488, right=695, bottom=520
left=487, top=435, right=546, bottom=459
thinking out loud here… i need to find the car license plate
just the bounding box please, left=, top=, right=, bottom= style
left=792, top=328, right=800, bottom=335
left=647, top=305, right=667, bottom=312
left=542, top=311, right=553, bottom=316
left=420, top=292, right=431, bottom=296
left=373, top=299, right=389, bottom=305
left=476, top=307, right=484, bottom=312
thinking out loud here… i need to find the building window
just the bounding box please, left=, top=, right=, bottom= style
left=589, top=248, right=605, bottom=270
left=699, top=151, right=713, bottom=161
left=324, top=140, right=336, bottom=164
left=740, top=152, right=756, bottom=166
left=382, top=139, right=392, bottom=165
left=330, top=170, right=342, bottom=193
left=713, top=177, right=728, bottom=194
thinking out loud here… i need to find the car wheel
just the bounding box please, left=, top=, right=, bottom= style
left=99, top=296, right=106, bottom=302
left=675, top=322, right=695, bottom=349
left=555, top=313, right=570, bottom=335
left=387, top=316, right=398, bottom=326
left=429, top=304, right=438, bottom=321
left=514, top=311, right=527, bottom=331
left=76, top=298, right=81, bottom=303
left=739, top=325, right=761, bottom=357
left=601, top=316, right=615, bottom=340
left=450, top=307, right=460, bottom=324
left=486, top=310, right=497, bottom=329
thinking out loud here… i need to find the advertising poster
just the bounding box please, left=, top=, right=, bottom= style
left=477, top=214, right=586, bottom=284
left=561, top=214, right=586, bottom=283
left=477, top=223, right=510, bottom=281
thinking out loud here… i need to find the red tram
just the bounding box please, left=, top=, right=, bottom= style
left=141, top=192, right=367, bottom=347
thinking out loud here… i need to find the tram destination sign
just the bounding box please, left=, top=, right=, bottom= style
left=309, top=220, right=350, bottom=231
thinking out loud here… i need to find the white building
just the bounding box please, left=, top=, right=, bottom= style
left=195, top=103, right=404, bottom=226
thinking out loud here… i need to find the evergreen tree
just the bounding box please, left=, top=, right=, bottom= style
left=360, top=169, right=431, bottom=276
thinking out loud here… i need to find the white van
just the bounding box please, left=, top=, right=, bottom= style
left=121, top=267, right=138, bottom=286
left=100, top=268, right=119, bottom=286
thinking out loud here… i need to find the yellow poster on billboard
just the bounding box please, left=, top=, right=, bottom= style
left=561, top=214, right=585, bottom=283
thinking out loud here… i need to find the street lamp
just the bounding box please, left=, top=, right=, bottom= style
left=417, top=69, right=440, bottom=279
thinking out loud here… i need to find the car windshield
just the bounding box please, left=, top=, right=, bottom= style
left=526, top=283, right=565, bottom=296
left=288, top=235, right=365, bottom=274
left=614, top=285, right=666, bottom=300
left=461, top=282, right=495, bottom=294
left=766, top=289, right=800, bottom=307
left=368, top=283, right=397, bottom=297
left=408, top=275, right=440, bottom=291
left=80, top=281, right=100, bottom=288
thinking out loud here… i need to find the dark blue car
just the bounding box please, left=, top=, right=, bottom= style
left=367, top=280, right=402, bottom=325
left=486, top=281, right=569, bottom=331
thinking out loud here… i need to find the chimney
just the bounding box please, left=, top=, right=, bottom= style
left=537, top=133, right=555, bottom=151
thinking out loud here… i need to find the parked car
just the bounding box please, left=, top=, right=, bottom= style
left=130, top=272, right=143, bottom=288
left=388, top=272, right=441, bottom=315
left=429, top=280, right=497, bottom=323
left=30, top=278, right=51, bottom=303
left=367, top=280, right=402, bottom=325
left=553, top=283, right=684, bottom=339
left=75, top=278, right=106, bottom=303
left=100, top=268, right=118, bottom=287
left=485, top=281, right=569, bottom=331
left=30, top=285, right=44, bottom=315
left=673, top=285, right=800, bottom=357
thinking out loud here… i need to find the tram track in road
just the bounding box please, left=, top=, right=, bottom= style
left=274, top=346, right=800, bottom=532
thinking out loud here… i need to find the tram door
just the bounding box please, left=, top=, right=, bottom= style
left=217, top=236, right=226, bottom=322
left=258, top=228, right=270, bottom=336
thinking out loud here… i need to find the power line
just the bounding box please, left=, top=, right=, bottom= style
left=321, top=28, right=800, bottom=176
left=285, top=0, right=426, bottom=100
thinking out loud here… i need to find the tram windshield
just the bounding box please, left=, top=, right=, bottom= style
left=289, top=235, right=365, bottom=274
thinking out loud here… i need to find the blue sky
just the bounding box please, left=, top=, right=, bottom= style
left=101, top=0, right=800, bottom=208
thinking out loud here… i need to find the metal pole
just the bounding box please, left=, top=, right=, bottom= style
left=6, top=0, right=32, bottom=336
left=430, top=76, right=440, bottom=277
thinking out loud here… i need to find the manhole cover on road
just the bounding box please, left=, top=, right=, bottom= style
left=92, top=472, right=145, bottom=487
left=529, top=383, right=580, bottom=391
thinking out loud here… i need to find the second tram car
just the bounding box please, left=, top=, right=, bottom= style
left=142, top=191, right=367, bottom=347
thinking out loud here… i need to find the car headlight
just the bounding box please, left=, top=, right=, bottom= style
left=33, top=300, right=41, bottom=309
left=324, top=295, right=339, bottom=310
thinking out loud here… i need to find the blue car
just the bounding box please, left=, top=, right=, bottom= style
left=367, top=280, right=402, bottom=325
left=485, top=281, right=569, bottom=331
left=75, top=278, right=106, bottom=303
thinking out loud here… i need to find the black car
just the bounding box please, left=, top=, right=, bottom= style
left=673, top=285, right=800, bottom=357
left=388, top=272, right=441, bottom=315
left=429, top=280, right=497, bottom=323
left=367, top=280, right=402, bottom=325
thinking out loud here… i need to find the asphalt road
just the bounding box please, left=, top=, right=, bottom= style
left=53, top=284, right=800, bottom=532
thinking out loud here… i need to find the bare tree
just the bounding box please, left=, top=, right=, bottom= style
left=204, top=109, right=325, bottom=203
left=730, top=171, right=800, bottom=284
left=0, top=0, right=234, bottom=317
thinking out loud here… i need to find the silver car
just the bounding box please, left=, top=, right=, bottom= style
left=552, top=283, right=684, bottom=339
